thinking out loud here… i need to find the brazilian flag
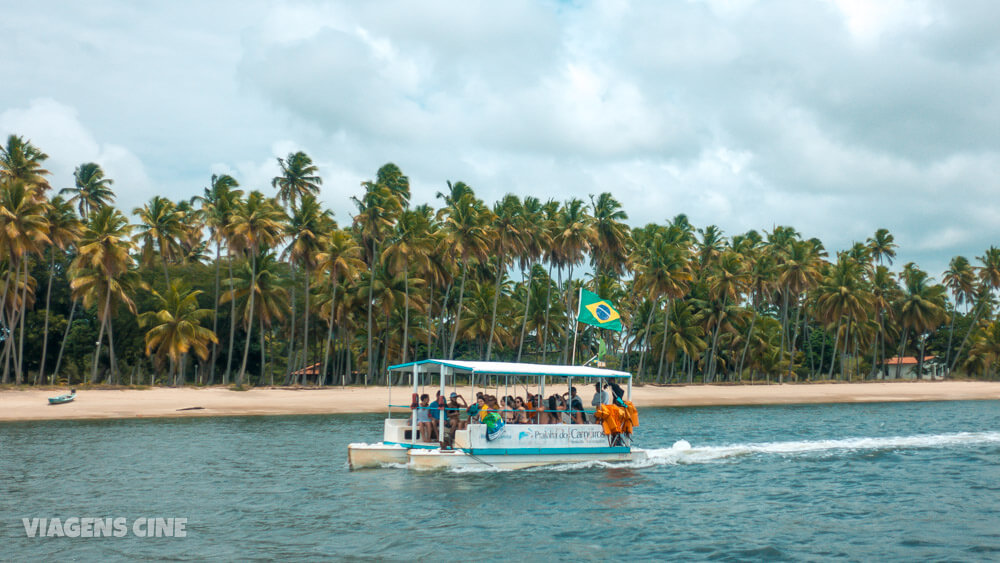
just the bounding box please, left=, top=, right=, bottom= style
left=577, top=289, right=623, bottom=332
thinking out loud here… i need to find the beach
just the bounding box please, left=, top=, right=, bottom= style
left=3, top=381, right=1000, bottom=422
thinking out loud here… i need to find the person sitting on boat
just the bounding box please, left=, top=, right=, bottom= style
left=533, top=400, right=545, bottom=424
left=565, top=388, right=586, bottom=424
left=448, top=393, right=468, bottom=430
left=499, top=396, right=513, bottom=423
left=513, top=397, right=529, bottom=424
left=468, top=395, right=485, bottom=424
left=415, top=394, right=434, bottom=442
left=592, top=383, right=610, bottom=406
left=429, top=393, right=448, bottom=438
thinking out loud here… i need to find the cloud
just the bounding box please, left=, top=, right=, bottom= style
left=0, top=99, right=153, bottom=209
left=2, top=0, right=1000, bottom=278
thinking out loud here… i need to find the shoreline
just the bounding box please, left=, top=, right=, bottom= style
left=2, top=381, right=1000, bottom=422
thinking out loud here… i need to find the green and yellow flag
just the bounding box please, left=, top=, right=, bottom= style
left=577, top=289, right=623, bottom=332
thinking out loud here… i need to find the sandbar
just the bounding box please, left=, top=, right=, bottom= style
left=2, top=381, right=999, bottom=422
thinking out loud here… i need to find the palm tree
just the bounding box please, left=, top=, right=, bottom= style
left=0, top=134, right=50, bottom=190
left=316, top=228, right=364, bottom=383
left=485, top=194, right=523, bottom=360
left=0, top=180, right=50, bottom=383
left=283, top=194, right=331, bottom=381
left=70, top=206, right=136, bottom=384
left=705, top=250, right=747, bottom=382
left=437, top=186, right=490, bottom=359
left=272, top=151, right=322, bottom=210
left=37, top=196, right=83, bottom=385
left=195, top=173, right=242, bottom=382
left=815, top=254, right=872, bottom=380
left=867, top=228, right=897, bottom=266
left=632, top=230, right=692, bottom=381
left=353, top=178, right=403, bottom=381
left=515, top=196, right=550, bottom=361
left=222, top=249, right=289, bottom=385
left=228, top=191, right=285, bottom=385
left=942, top=256, right=976, bottom=371
left=589, top=192, right=630, bottom=278
left=133, top=196, right=184, bottom=284
left=381, top=207, right=435, bottom=364
left=896, top=263, right=948, bottom=379
left=60, top=163, right=115, bottom=217
left=950, top=247, right=1000, bottom=373
left=139, top=280, right=219, bottom=385
left=553, top=198, right=593, bottom=362
left=776, top=238, right=823, bottom=381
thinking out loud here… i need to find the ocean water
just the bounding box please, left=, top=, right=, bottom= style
left=2, top=400, right=999, bottom=560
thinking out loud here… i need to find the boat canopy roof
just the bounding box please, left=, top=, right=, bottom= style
left=387, top=359, right=631, bottom=379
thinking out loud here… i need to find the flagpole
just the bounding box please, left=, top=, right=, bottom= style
left=571, top=287, right=581, bottom=364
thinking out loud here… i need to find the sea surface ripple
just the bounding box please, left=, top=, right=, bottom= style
left=2, top=400, right=999, bottom=560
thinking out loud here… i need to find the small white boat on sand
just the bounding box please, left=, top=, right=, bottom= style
left=348, top=359, right=647, bottom=470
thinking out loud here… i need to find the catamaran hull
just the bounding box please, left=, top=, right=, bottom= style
left=347, top=443, right=409, bottom=468
left=407, top=448, right=648, bottom=471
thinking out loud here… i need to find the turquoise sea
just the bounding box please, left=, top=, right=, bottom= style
left=2, top=400, right=1000, bottom=560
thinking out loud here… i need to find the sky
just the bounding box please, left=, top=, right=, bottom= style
left=2, top=0, right=999, bottom=277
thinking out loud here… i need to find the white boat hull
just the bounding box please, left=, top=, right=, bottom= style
left=347, top=443, right=410, bottom=468
left=408, top=447, right=648, bottom=471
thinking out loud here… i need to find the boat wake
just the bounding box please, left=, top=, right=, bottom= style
left=453, top=431, right=1000, bottom=473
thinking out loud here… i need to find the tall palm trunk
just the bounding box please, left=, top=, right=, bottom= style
left=896, top=329, right=909, bottom=379
left=1, top=257, right=20, bottom=384
left=738, top=308, right=758, bottom=381
left=541, top=262, right=554, bottom=362
left=785, top=298, right=803, bottom=383
left=951, top=298, right=986, bottom=374
left=517, top=264, right=534, bottom=362
left=17, top=258, right=29, bottom=384
left=209, top=240, right=222, bottom=384
left=944, top=303, right=958, bottom=371
left=365, top=240, right=378, bottom=385
left=53, top=298, right=78, bottom=384
left=827, top=317, right=842, bottom=380
left=303, top=264, right=312, bottom=383
left=656, top=298, right=673, bottom=382
left=237, top=249, right=258, bottom=386
left=261, top=319, right=267, bottom=386
left=285, top=267, right=298, bottom=383
left=224, top=247, right=237, bottom=385
left=448, top=262, right=468, bottom=359
left=779, top=286, right=789, bottom=376
left=321, top=269, right=339, bottom=386
left=91, top=283, right=112, bottom=384
left=486, top=247, right=505, bottom=361
left=707, top=298, right=726, bottom=383
left=636, top=300, right=656, bottom=382
left=38, top=252, right=57, bottom=385
left=426, top=277, right=435, bottom=360
left=401, top=263, right=410, bottom=365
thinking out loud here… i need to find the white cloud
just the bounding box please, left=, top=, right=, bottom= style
left=2, top=0, right=999, bottom=279
left=0, top=98, right=153, bottom=209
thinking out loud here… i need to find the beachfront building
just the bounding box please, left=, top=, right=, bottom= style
left=879, top=356, right=944, bottom=380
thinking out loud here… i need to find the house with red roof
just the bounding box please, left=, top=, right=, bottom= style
left=879, top=356, right=944, bottom=380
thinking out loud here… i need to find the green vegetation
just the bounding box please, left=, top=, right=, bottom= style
left=1, top=133, right=998, bottom=386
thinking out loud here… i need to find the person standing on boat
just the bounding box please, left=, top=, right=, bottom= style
left=429, top=393, right=446, bottom=440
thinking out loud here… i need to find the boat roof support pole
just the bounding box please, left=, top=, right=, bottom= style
left=439, top=366, right=447, bottom=443
left=411, top=363, right=419, bottom=442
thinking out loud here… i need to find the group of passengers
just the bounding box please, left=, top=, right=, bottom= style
left=415, top=383, right=616, bottom=442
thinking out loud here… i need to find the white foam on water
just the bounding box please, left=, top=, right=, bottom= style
left=444, top=431, right=1000, bottom=473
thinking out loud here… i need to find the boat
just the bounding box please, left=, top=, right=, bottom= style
left=348, top=359, right=647, bottom=470
left=48, top=389, right=76, bottom=405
